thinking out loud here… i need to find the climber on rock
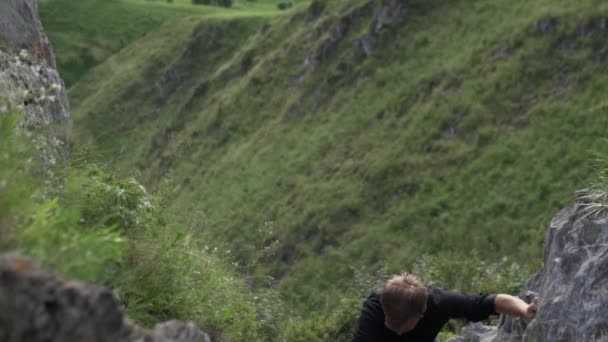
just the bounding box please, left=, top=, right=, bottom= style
left=352, top=273, right=538, bottom=342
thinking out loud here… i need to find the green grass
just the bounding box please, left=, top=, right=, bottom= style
left=0, top=113, right=266, bottom=341
left=38, top=0, right=307, bottom=86
left=65, top=0, right=608, bottom=330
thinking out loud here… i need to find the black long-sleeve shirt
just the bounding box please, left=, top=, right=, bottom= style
left=352, top=287, right=497, bottom=342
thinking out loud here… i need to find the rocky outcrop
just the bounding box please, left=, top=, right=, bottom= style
left=0, top=0, right=70, bottom=170
left=447, top=199, right=608, bottom=342
left=302, top=0, right=406, bottom=73
left=371, top=0, right=406, bottom=33
left=0, top=254, right=211, bottom=342
left=0, top=0, right=55, bottom=67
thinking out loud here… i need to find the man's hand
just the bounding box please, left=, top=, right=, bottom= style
left=495, top=294, right=539, bottom=320
left=522, top=297, right=539, bottom=320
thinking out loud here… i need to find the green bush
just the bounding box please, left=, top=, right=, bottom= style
left=18, top=199, right=126, bottom=283
left=192, top=0, right=231, bottom=7
left=1, top=113, right=126, bottom=284
left=61, top=167, right=262, bottom=340
left=277, top=2, right=292, bottom=10
left=0, top=113, right=36, bottom=249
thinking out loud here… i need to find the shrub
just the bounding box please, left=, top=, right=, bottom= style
left=192, top=0, right=231, bottom=7
left=217, top=0, right=233, bottom=8
left=277, top=2, right=293, bottom=10
left=17, top=199, right=127, bottom=283
left=0, top=113, right=36, bottom=248
left=1, top=113, right=126, bottom=284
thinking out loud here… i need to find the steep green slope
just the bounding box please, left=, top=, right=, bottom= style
left=38, top=0, right=304, bottom=86
left=71, top=0, right=608, bottom=313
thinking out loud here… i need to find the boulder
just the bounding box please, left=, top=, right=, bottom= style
left=0, top=254, right=211, bottom=342
left=448, top=198, right=608, bottom=342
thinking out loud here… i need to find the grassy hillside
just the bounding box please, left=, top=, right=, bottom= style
left=38, top=0, right=306, bottom=86
left=69, top=0, right=608, bottom=317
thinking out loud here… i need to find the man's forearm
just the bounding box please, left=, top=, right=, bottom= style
left=494, top=294, right=529, bottom=319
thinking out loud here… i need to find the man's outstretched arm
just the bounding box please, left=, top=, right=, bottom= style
left=495, top=294, right=538, bottom=320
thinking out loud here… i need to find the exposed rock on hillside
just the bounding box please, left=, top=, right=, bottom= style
left=448, top=199, right=608, bottom=342
left=371, top=0, right=406, bottom=33
left=0, top=0, right=70, bottom=169
left=0, top=254, right=211, bottom=342
left=302, top=0, right=406, bottom=73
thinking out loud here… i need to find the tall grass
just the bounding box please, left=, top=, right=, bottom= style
left=0, top=112, right=264, bottom=340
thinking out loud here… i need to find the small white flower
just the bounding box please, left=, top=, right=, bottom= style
left=116, top=188, right=126, bottom=202
left=139, top=200, right=154, bottom=211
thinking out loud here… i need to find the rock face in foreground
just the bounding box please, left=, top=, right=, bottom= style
left=448, top=201, right=608, bottom=342
left=0, top=0, right=56, bottom=67
left=0, top=0, right=70, bottom=169
left=0, top=254, right=211, bottom=342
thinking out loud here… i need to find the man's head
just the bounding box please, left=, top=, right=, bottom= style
left=380, top=273, right=428, bottom=335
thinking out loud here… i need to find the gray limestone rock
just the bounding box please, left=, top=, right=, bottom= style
left=371, top=0, right=406, bottom=33
left=0, top=0, right=55, bottom=67
left=355, top=35, right=376, bottom=56
left=535, top=17, right=558, bottom=34
left=0, top=0, right=70, bottom=170
left=449, top=200, right=608, bottom=342
left=0, top=49, right=70, bottom=169
left=445, top=323, right=497, bottom=342
left=0, top=254, right=211, bottom=342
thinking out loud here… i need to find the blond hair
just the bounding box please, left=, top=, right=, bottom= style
left=380, top=273, right=428, bottom=325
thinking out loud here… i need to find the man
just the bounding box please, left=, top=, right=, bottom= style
left=352, top=273, right=538, bottom=341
